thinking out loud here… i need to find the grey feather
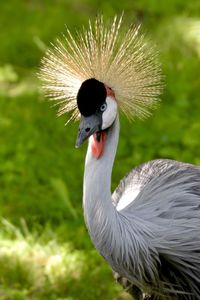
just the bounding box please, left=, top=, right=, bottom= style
left=83, top=116, right=200, bottom=300
left=113, top=159, right=200, bottom=299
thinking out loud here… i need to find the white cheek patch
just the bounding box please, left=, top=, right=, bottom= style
left=102, top=97, right=118, bottom=130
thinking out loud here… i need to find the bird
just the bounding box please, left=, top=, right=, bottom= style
left=39, top=15, right=200, bottom=300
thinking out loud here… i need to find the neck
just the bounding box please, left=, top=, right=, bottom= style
left=83, top=115, right=119, bottom=255
left=82, top=116, right=158, bottom=286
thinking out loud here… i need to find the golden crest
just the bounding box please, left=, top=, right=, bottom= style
left=39, top=15, right=163, bottom=122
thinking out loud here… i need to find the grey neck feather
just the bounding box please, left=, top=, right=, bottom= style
left=83, top=115, right=119, bottom=256
left=83, top=115, right=158, bottom=288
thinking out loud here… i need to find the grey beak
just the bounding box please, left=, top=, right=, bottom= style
left=76, top=114, right=102, bottom=148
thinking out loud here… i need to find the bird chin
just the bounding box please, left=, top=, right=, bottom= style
left=91, top=130, right=107, bottom=159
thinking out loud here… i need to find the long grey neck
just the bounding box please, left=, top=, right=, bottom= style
left=83, top=116, right=157, bottom=285
left=83, top=116, right=119, bottom=255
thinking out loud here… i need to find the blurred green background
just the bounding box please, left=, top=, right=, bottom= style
left=0, top=0, right=200, bottom=299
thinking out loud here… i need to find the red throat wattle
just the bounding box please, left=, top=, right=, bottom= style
left=91, top=131, right=107, bottom=159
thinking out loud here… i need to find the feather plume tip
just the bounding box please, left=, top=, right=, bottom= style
left=39, top=15, right=163, bottom=122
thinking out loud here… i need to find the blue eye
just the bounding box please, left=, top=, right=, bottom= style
left=100, top=103, right=107, bottom=112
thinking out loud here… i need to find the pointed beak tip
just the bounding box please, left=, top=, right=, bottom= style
left=75, top=136, right=84, bottom=148
left=75, top=143, right=80, bottom=148
left=75, top=140, right=81, bottom=148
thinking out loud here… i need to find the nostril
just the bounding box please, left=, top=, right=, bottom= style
left=85, top=127, right=90, bottom=133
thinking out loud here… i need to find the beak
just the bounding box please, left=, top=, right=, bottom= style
left=76, top=114, right=102, bottom=148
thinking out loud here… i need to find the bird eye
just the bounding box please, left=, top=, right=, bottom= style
left=100, top=103, right=107, bottom=112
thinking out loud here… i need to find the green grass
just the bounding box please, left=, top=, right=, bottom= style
left=0, top=219, right=126, bottom=300
left=0, top=0, right=200, bottom=299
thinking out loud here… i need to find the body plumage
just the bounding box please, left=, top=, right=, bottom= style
left=40, top=15, right=200, bottom=299
left=83, top=115, right=200, bottom=299
left=114, top=159, right=200, bottom=299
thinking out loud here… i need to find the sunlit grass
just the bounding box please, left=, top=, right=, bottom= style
left=181, top=18, right=200, bottom=57
left=0, top=219, right=130, bottom=300
left=162, top=17, right=200, bottom=58
left=0, top=64, right=38, bottom=98
left=0, top=219, right=84, bottom=299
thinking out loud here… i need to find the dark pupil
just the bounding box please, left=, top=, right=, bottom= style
left=77, top=78, right=107, bottom=116
left=101, top=104, right=106, bottom=111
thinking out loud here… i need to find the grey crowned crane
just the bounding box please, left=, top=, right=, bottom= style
left=40, top=15, right=200, bottom=300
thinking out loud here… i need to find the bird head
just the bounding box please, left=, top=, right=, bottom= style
left=39, top=15, right=163, bottom=157
left=75, top=78, right=118, bottom=158
left=76, top=78, right=117, bottom=143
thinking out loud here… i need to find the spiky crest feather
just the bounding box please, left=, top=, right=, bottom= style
left=39, top=15, right=163, bottom=122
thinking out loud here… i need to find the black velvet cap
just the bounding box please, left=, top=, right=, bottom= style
left=77, top=78, right=106, bottom=116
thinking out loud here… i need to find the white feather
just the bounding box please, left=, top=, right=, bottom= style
left=116, top=186, right=140, bottom=211
left=102, top=97, right=118, bottom=130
